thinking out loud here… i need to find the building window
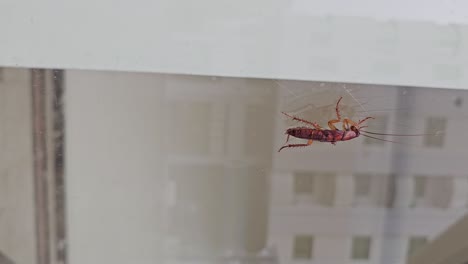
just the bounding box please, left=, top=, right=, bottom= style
left=412, top=175, right=454, bottom=209
left=414, top=176, right=427, bottom=199
left=412, top=175, right=427, bottom=207
left=353, top=173, right=395, bottom=207
left=363, top=115, right=388, bottom=146
left=354, top=173, right=371, bottom=196
left=407, top=236, right=428, bottom=257
left=244, top=104, right=273, bottom=156
left=293, top=172, right=316, bottom=204
left=168, top=164, right=225, bottom=245
left=293, top=171, right=336, bottom=206
left=293, top=235, right=314, bottom=259
left=385, top=174, right=397, bottom=208
left=351, top=236, right=371, bottom=260
left=168, top=102, right=212, bottom=155
left=424, top=117, right=446, bottom=148
left=353, top=173, right=372, bottom=206
left=294, top=172, right=315, bottom=195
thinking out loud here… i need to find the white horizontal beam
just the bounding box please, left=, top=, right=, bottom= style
left=290, top=0, right=468, bottom=25
left=1, top=0, right=468, bottom=89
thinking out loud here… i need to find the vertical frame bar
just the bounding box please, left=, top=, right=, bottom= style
left=52, top=69, right=67, bottom=264
left=31, top=68, right=50, bottom=264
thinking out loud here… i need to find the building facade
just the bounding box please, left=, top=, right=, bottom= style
left=162, top=75, right=277, bottom=262
left=268, top=82, right=468, bottom=264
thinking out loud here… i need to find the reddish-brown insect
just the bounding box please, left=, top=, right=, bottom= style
left=278, top=97, right=419, bottom=152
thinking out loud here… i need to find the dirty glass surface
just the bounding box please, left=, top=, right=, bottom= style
left=1, top=67, right=468, bottom=264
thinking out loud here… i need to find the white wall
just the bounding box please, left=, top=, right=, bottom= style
left=2, top=0, right=468, bottom=89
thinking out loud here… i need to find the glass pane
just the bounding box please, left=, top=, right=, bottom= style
left=4, top=65, right=468, bottom=264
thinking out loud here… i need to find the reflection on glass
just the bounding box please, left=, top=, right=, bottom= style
left=1, top=67, right=468, bottom=264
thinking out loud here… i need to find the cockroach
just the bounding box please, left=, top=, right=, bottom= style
left=278, top=97, right=432, bottom=152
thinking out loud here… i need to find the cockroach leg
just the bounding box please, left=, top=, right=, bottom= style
left=278, top=140, right=313, bottom=152
left=343, top=118, right=357, bottom=127
left=328, top=119, right=340, bottom=130
left=328, top=97, right=344, bottom=130
left=335, top=96, right=343, bottom=120
left=282, top=112, right=322, bottom=129
left=357, top=116, right=374, bottom=126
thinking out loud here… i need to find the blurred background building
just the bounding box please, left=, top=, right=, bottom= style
left=1, top=67, right=468, bottom=264
left=162, top=75, right=275, bottom=261
left=268, top=83, right=468, bottom=264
